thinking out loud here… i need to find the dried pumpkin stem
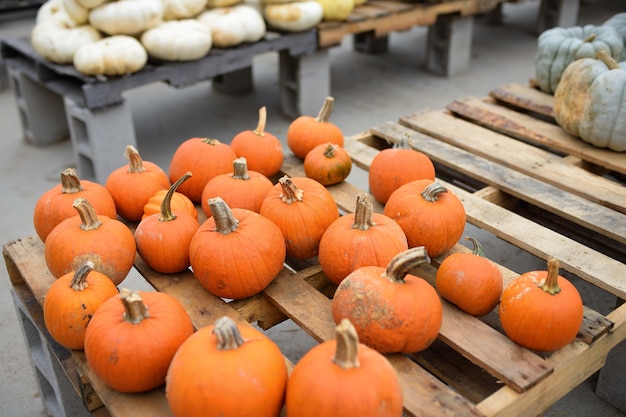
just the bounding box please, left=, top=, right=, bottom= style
left=124, top=145, right=145, bottom=173
left=201, top=138, right=221, bottom=146
left=583, top=33, right=596, bottom=43
left=253, top=106, right=267, bottom=136
left=332, top=319, right=360, bottom=369
left=209, top=197, right=239, bottom=234
left=353, top=194, right=375, bottom=231
left=60, top=168, right=84, bottom=194
left=120, top=288, right=150, bottom=324
left=465, top=236, right=485, bottom=257
left=421, top=181, right=448, bottom=202
left=383, top=246, right=431, bottom=284
left=69, top=261, right=95, bottom=291
left=315, top=96, right=335, bottom=123
left=394, top=133, right=413, bottom=149
left=323, top=143, right=337, bottom=158
left=596, top=50, right=620, bottom=70
left=538, top=257, right=562, bottom=295
left=278, top=175, right=304, bottom=204
left=231, top=157, right=251, bottom=180
left=213, top=316, right=245, bottom=350
left=160, top=171, right=192, bottom=222
left=73, top=198, right=102, bottom=231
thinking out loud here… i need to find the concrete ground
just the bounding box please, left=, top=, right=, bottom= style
left=1, top=1, right=624, bottom=416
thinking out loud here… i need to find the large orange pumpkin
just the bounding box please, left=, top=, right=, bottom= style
left=260, top=175, right=340, bottom=260
left=318, top=193, right=408, bottom=285
left=230, top=106, right=284, bottom=177
left=384, top=180, right=465, bottom=258
left=168, top=137, right=237, bottom=203
left=332, top=247, right=442, bottom=354
left=44, top=198, right=136, bottom=285
left=34, top=168, right=117, bottom=242
left=105, top=145, right=170, bottom=222
left=286, top=319, right=403, bottom=417
left=303, top=142, right=352, bottom=186
left=499, top=257, right=583, bottom=352
left=286, top=96, right=344, bottom=160
left=166, top=316, right=288, bottom=417
left=189, top=197, right=286, bottom=299
left=84, top=288, right=194, bottom=393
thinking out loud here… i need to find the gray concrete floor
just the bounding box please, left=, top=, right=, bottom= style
left=1, top=1, right=625, bottom=416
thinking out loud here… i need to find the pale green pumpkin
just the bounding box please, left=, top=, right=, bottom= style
left=603, top=13, right=626, bottom=60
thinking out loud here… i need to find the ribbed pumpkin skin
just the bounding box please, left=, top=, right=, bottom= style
left=303, top=143, right=352, bottom=186
left=166, top=321, right=288, bottom=417
left=142, top=189, right=198, bottom=220
left=84, top=291, right=194, bottom=393
left=168, top=138, right=237, bottom=202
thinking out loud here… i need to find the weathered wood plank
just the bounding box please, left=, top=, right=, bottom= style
left=489, top=83, right=554, bottom=118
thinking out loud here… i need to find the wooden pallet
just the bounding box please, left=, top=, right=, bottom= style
left=4, top=82, right=626, bottom=417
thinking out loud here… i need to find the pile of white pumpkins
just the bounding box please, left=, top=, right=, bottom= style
left=31, top=0, right=368, bottom=76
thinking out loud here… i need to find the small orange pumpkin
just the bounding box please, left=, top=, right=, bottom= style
left=166, top=316, right=288, bottom=417
left=84, top=288, right=194, bottom=393
left=304, top=142, right=352, bottom=186
left=318, top=193, right=408, bottom=285
left=168, top=137, right=237, bottom=203
left=142, top=188, right=197, bottom=221
left=34, top=168, right=117, bottom=242
left=332, top=247, right=443, bottom=354
left=435, top=237, right=503, bottom=316
left=43, top=261, right=119, bottom=350
left=230, top=106, right=284, bottom=177
left=286, top=319, right=403, bottom=417
left=287, top=96, right=344, bottom=160
left=260, top=175, right=340, bottom=260
left=499, top=257, right=583, bottom=352
left=105, top=145, right=170, bottom=222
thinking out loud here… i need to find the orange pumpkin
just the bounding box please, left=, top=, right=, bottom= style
left=84, top=288, right=194, bottom=393
left=435, top=237, right=503, bottom=316
left=287, top=96, right=344, bottom=160
left=142, top=189, right=198, bottom=221
left=166, top=316, right=288, bottom=417
left=260, top=175, right=340, bottom=260
left=189, top=197, right=286, bottom=299
left=304, top=142, right=352, bottom=186
left=168, top=137, right=237, bottom=203
left=33, top=168, right=117, bottom=242
left=368, top=135, right=435, bottom=205
left=44, top=198, right=136, bottom=285
left=286, top=319, right=403, bottom=417
left=332, top=247, right=442, bottom=354
left=105, top=145, right=170, bottom=222
left=135, top=172, right=200, bottom=274
left=318, top=193, right=408, bottom=285
left=499, top=257, right=583, bottom=352
left=201, top=157, right=273, bottom=217
left=384, top=180, right=465, bottom=258
left=230, top=106, right=284, bottom=177
left=43, top=261, right=119, bottom=350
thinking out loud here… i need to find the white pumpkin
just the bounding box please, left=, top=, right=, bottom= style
left=73, top=35, right=148, bottom=76
left=62, top=0, right=89, bottom=24
left=75, top=0, right=109, bottom=9
left=206, top=0, right=242, bottom=7
left=36, top=0, right=81, bottom=27
left=603, top=13, right=626, bottom=60
left=162, top=0, right=208, bottom=20
left=89, top=0, right=164, bottom=36
left=31, top=22, right=102, bottom=64
left=316, top=0, right=354, bottom=21
left=198, top=5, right=266, bottom=48
left=141, top=19, right=212, bottom=61
left=263, top=1, right=323, bottom=33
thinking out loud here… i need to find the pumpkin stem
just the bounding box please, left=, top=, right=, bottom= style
left=69, top=261, right=96, bottom=291
left=213, top=316, right=245, bottom=350
left=421, top=181, right=448, bottom=202
left=209, top=197, right=239, bottom=234
left=231, top=157, right=251, bottom=180
left=73, top=198, right=102, bottom=231
left=323, top=143, right=337, bottom=158
left=252, top=106, right=267, bottom=137
left=383, top=246, right=431, bottom=284
left=353, top=194, right=375, bottom=231
left=200, top=138, right=221, bottom=146
left=120, top=288, right=150, bottom=324
left=315, top=96, right=335, bottom=123
left=159, top=171, right=192, bottom=222
left=124, top=145, right=145, bottom=173
left=538, top=257, right=562, bottom=295
left=596, top=50, right=620, bottom=70
left=465, top=236, right=485, bottom=257
left=583, top=33, right=596, bottom=43
left=278, top=175, right=304, bottom=204
left=394, top=133, right=412, bottom=149
left=60, top=168, right=84, bottom=194
left=332, top=319, right=360, bottom=369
